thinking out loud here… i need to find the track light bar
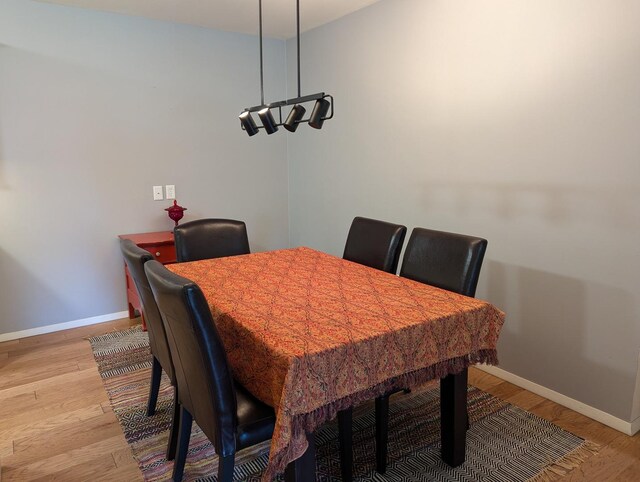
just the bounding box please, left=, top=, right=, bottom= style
left=238, top=0, right=334, bottom=137
left=239, top=94, right=334, bottom=136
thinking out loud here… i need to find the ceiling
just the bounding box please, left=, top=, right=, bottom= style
left=37, top=0, right=382, bottom=39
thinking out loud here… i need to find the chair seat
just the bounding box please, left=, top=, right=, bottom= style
left=235, top=382, right=276, bottom=450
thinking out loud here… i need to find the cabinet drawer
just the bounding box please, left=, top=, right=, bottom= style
left=143, top=244, right=176, bottom=264
left=144, top=244, right=176, bottom=264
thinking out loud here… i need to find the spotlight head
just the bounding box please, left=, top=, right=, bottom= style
left=283, top=104, right=307, bottom=132
left=309, top=98, right=331, bottom=129
left=239, top=111, right=259, bottom=136
left=258, top=107, right=279, bottom=134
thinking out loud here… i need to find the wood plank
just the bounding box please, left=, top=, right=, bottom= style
left=0, top=352, right=94, bottom=376
left=62, top=319, right=139, bottom=340
left=2, top=381, right=108, bottom=432
left=0, top=405, right=104, bottom=445
left=110, top=446, right=136, bottom=468
left=0, top=340, right=21, bottom=355
left=7, top=412, right=123, bottom=466
left=0, top=392, right=37, bottom=420
left=479, top=379, right=523, bottom=400
left=16, top=331, right=69, bottom=349
left=0, top=318, right=136, bottom=354
left=90, top=462, right=144, bottom=482
left=616, top=457, right=640, bottom=481
left=1, top=339, right=92, bottom=364
left=468, top=366, right=503, bottom=389
left=27, top=454, right=117, bottom=482
left=76, top=359, right=102, bottom=371
left=0, top=359, right=80, bottom=391
left=1, top=435, right=128, bottom=482
left=100, top=401, right=113, bottom=414
left=502, top=388, right=547, bottom=411
left=0, top=440, right=13, bottom=457
left=0, top=368, right=98, bottom=401
left=34, top=372, right=107, bottom=403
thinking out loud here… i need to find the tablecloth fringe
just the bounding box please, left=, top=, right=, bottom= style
left=263, top=349, right=498, bottom=481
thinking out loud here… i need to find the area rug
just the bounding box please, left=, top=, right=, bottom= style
left=90, top=326, right=598, bottom=481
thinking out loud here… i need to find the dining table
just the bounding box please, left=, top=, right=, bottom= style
left=167, top=246, right=504, bottom=481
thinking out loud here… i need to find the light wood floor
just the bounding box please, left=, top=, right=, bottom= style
left=0, top=318, right=638, bottom=481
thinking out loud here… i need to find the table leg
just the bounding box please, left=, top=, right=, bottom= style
left=440, top=367, right=468, bottom=467
left=338, top=409, right=353, bottom=481
left=284, top=432, right=316, bottom=482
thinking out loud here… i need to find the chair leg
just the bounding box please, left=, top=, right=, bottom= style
left=172, top=407, right=193, bottom=482
left=166, top=386, right=180, bottom=460
left=375, top=395, right=389, bottom=474
left=337, top=408, right=353, bottom=482
left=146, top=356, right=162, bottom=416
left=217, top=454, right=236, bottom=482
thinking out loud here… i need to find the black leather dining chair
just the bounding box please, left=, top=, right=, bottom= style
left=338, top=216, right=407, bottom=481
left=174, top=218, right=250, bottom=262
left=343, top=216, right=407, bottom=274
left=400, top=228, right=488, bottom=297
left=119, top=239, right=180, bottom=460
left=374, top=227, right=488, bottom=474
left=144, top=260, right=276, bottom=482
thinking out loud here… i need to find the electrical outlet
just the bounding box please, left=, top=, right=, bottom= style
left=165, top=185, right=176, bottom=200
left=153, top=185, right=163, bottom=201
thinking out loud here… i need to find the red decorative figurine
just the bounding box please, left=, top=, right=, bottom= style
left=165, top=200, right=187, bottom=226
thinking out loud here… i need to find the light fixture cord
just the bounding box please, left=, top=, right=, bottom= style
left=259, top=0, right=264, bottom=105
left=296, top=0, right=301, bottom=98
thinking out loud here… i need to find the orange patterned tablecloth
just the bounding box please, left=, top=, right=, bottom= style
left=168, top=247, right=504, bottom=480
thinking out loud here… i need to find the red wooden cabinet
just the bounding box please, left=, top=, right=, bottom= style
left=118, top=231, right=176, bottom=330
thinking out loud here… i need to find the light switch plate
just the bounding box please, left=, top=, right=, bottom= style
left=153, top=185, right=163, bottom=201
left=165, top=185, right=176, bottom=200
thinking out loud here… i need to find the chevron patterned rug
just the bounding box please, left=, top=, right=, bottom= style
left=90, top=326, right=598, bottom=481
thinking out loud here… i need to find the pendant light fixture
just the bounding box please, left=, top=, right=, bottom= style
left=239, top=0, right=334, bottom=136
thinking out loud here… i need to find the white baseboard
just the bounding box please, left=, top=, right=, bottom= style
left=478, top=365, right=638, bottom=436
left=0, top=311, right=130, bottom=343
left=631, top=415, right=640, bottom=436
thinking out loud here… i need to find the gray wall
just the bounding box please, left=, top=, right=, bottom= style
left=286, top=0, right=640, bottom=421
left=0, top=0, right=289, bottom=334
left=1, top=0, right=638, bottom=425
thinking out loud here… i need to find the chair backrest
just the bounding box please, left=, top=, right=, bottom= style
left=400, top=228, right=487, bottom=297
left=120, top=239, right=174, bottom=383
left=144, top=260, right=238, bottom=456
left=174, top=218, right=250, bottom=262
left=343, top=216, right=407, bottom=274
